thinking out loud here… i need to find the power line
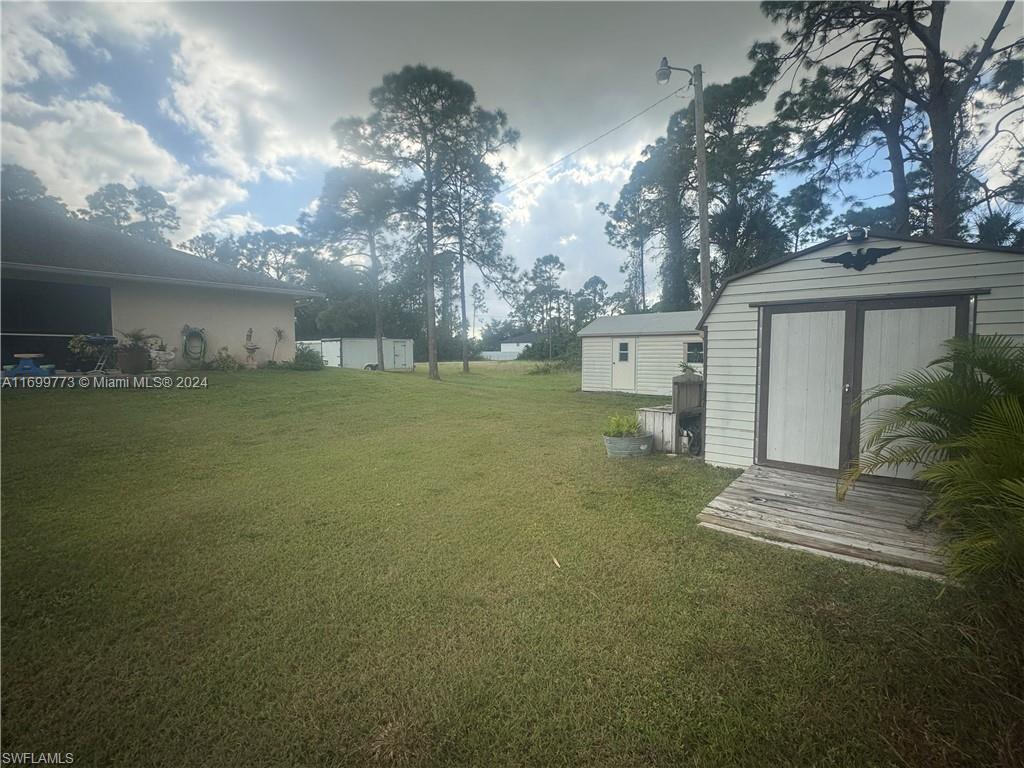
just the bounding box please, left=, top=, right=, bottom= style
left=499, top=86, right=688, bottom=196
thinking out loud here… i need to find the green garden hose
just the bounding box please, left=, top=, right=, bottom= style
left=181, top=325, right=207, bottom=364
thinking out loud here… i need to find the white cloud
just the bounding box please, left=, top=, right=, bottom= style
left=1, top=4, right=74, bottom=86
left=558, top=233, right=578, bottom=246
left=1, top=3, right=172, bottom=87
left=168, top=175, right=250, bottom=240
left=81, top=83, right=117, bottom=103
left=1, top=92, right=255, bottom=240
left=160, top=34, right=333, bottom=183
left=2, top=95, right=182, bottom=205
left=497, top=141, right=638, bottom=226
left=1, top=3, right=326, bottom=241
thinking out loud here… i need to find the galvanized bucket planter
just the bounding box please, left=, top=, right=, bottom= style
left=603, top=433, right=654, bottom=458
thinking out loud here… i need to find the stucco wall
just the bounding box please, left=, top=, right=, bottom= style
left=109, top=281, right=298, bottom=368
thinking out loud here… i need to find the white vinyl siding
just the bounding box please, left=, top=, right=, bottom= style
left=582, top=333, right=703, bottom=395
left=581, top=336, right=613, bottom=391
left=636, top=335, right=701, bottom=395
left=703, top=239, right=1024, bottom=469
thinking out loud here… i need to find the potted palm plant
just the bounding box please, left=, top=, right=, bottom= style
left=116, top=328, right=159, bottom=374
left=602, top=414, right=654, bottom=458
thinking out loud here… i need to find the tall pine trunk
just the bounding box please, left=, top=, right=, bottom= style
left=458, top=249, right=470, bottom=373
left=424, top=153, right=440, bottom=380
left=457, top=212, right=470, bottom=373
left=638, top=240, right=646, bottom=311
left=661, top=187, right=687, bottom=310
left=884, top=124, right=910, bottom=234
left=920, top=2, right=959, bottom=239
left=369, top=235, right=385, bottom=371
left=885, top=27, right=911, bottom=235
left=928, top=102, right=958, bottom=239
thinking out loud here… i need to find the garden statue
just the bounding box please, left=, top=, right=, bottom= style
left=243, top=327, right=260, bottom=369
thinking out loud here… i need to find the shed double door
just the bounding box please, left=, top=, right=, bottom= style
left=757, top=295, right=968, bottom=476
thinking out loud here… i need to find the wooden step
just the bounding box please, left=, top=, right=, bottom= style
left=697, top=510, right=944, bottom=574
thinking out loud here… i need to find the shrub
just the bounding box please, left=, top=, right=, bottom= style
left=117, top=328, right=160, bottom=352
left=68, top=334, right=103, bottom=361
left=840, top=335, right=1024, bottom=587
left=290, top=345, right=325, bottom=371
left=603, top=414, right=644, bottom=438
left=207, top=347, right=242, bottom=372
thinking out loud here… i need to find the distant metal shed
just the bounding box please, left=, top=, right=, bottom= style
left=578, top=310, right=704, bottom=396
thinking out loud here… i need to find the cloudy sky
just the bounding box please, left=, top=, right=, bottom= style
left=3, top=2, right=1019, bottom=323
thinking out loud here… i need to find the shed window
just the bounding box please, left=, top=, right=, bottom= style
left=618, top=342, right=629, bottom=362
left=686, top=342, right=704, bottom=364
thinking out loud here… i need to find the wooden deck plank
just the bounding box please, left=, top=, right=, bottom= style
left=698, top=465, right=944, bottom=574
left=701, top=503, right=942, bottom=561
left=704, top=498, right=940, bottom=552
left=718, top=481, right=928, bottom=528
left=698, top=512, right=944, bottom=573
left=715, top=480, right=933, bottom=531
left=716, top=488, right=930, bottom=535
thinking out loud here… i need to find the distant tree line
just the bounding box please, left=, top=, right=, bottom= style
left=599, top=0, right=1023, bottom=312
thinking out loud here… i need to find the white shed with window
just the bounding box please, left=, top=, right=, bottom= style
left=697, top=231, right=1024, bottom=472
left=578, top=311, right=704, bottom=396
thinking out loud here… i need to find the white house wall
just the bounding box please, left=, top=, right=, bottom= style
left=581, top=336, right=613, bottom=391
left=110, top=280, right=297, bottom=368
left=702, top=238, right=1024, bottom=469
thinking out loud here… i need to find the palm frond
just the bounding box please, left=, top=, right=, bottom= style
left=839, top=335, right=1024, bottom=586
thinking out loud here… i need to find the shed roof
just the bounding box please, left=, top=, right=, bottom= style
left=696, top=230, right=1024, bottom=329
left=1, top=201, right=318, bottom=297
left=577, top=310, right=703, bottom=337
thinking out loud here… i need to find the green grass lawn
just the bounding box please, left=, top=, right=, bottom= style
left=2, top=362, right=1020, bottom=767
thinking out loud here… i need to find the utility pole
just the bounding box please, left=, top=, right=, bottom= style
left=656, top=57, right=712, bottom=309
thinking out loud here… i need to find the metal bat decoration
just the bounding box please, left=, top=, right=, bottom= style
left=821, top=246, right=901, bottom=271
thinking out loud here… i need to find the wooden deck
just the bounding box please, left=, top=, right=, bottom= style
left=698, top=465, right=944, bottom=576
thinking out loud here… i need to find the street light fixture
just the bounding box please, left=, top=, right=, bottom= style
left=656, top=56, right=712, bottom=310
left=655, top=57, right=673, bottom=85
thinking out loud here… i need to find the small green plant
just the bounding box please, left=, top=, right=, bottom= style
left=271, top=327, right=286, bottom=362
left=678, top=361, right=699, bottom=375
left=116, top=328, right=160, bottom=352
left=603, top=414, right=644, bottom=438
left=67, top=334, right=103, bottom=361
left=208, top=347, right=242, bottom=372
left=290, top=345, right=325, bottom=371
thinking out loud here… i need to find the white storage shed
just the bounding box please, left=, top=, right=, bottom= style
left=578, top=311, right=704, bottom=396
left=697, top=231, right=1024, bottom=472
left=296, top=337, right=414, bottom=371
